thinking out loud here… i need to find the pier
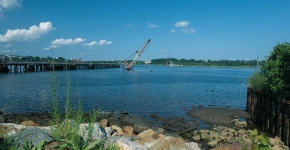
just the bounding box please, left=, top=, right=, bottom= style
left=0, top=62, right=120, bottom=73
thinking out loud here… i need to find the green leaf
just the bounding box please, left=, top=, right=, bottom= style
left=259, top=145, right=272, bottom=150
left=252, top=143, right=259, bottom=150
left=257, top=136, right=271, bottom=146
left=59, top=143, right=69, bottom=150
left=85, top=140, right=101, bottom=150
left=36, top=140, right=46, bottom=150
left=242, top=144, right=248, bottom=150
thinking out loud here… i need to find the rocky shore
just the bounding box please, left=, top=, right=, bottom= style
left=0, top=107, right=289, bottom=150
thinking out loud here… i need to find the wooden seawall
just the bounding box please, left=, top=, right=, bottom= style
left=0, top=62, right=120, bottom=73
left=247, top=88, right=290, bottom=146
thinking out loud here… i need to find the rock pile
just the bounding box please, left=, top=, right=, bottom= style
left=188, top=119, right=289, bottom=150
left=0, top=119, right=202, bottom=150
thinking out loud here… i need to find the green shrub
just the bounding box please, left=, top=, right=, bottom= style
left=248, top=71, right=266, bottom=92
left=262, top=42, right=290, bottom=100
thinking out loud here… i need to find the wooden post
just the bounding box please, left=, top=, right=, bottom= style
left=269, top=97, right=273, bottom=134
left=247, top=88, right=250, bottom=112
left=281, top=104, right=285, bottom=142
left=274, top=100, right=278, bottom=135
left=278, top=106, right=282, bottom=139
left=285, top=118, right=289, bottom=146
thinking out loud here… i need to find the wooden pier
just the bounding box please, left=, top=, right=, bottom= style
left=247, top=87, right=290, bottom=146
left=0, top=62, right=120, bottom=73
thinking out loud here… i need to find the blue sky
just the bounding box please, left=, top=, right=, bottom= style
left=0, top=0, right=289, bottom=61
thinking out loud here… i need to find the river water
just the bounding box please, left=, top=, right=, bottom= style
left=0, top=65, right=254, bottom=118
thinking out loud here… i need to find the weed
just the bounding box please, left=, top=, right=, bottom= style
left=248, top=71, right=266, bottom=92
left=242, top=129, right=271, bottom=150
left=50, top=60, right=60, bottom=126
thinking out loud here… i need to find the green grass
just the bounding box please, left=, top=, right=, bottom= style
left=248, top=71, right=266, bottom=92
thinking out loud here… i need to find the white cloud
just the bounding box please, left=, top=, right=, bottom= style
left=170, top=30, right=175, bottom=33
left=98, top=40, right=112, bottom=45
left=182, top=28, right=196, bottom=33
left=175, top=21, right=190, bottom=27
left=0, top=0, right=21, bottom=9
left=44, top=37, right=86, bottom=50
left=51, top=38, right=86, bottom=46
left=147, top=22, right=158, bottom=28
left=159, top=49, right=167, bottom=52
left=80, top=53, right=84, bottom=55
left=0, top=22, right=55, bottom=42
left=82, top=41, right=97, bottom=47
left=0, top=0, right=21, bottom=19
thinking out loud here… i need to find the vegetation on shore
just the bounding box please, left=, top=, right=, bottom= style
left=0, top=61, right=119, bottom=150
left=248, top=42, right=290, bottom=101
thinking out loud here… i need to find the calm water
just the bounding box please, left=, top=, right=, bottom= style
left=0, top=65, right=254, bottom=118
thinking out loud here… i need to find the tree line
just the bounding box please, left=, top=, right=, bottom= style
left=1, top=54, right=265, bottom=68
left=150, top=58, right=264, bottom=67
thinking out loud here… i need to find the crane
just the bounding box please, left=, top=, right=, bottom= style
left=123, top=39, right=151, bottom=71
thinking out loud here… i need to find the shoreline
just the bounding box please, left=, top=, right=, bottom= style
left=0, top=106, right=252, bottom=137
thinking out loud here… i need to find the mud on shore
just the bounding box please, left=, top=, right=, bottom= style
left=186, top=106, right=250, bottom=127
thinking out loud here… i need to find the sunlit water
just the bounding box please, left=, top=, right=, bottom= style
left=0, top=65, right=254, bottom=118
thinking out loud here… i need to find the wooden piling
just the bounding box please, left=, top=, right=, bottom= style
left=247, top=88, right=290, bottom=146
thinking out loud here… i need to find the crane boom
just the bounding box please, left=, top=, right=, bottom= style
left=125, top=39, right=151, bottom=70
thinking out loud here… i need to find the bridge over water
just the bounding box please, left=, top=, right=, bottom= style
left=0, top=62, right=120, bottom=73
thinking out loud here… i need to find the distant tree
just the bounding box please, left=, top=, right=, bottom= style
left=262, top=42, right=290, bottom=100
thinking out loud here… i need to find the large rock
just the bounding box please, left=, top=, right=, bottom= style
left=20, top=120, right=39, bottom=127
left=105, top=136, right=146, bottom=150
left=123, top=126, right=135, bottom=135
left=105, top=127, right=113, bottom=136
left=270, top=136, right=289, bottom=150
left=209, top=130, right=219, bottom=140
left=207, top=139, right=220, bottom=148
left=99, top=119, right=110, bottom=128
left=116, top=136, right=147, bottom=150
left=78, top=123, right=107, bottom=141
left=9, top=127, right=53, bottom=147
left=147, top=135, right=201, bottom=150
left=116, top=140, right=130, bottom=150
left=112, top=125, right=124, bottom=135
left=200, top=132, right=210, bottom=141
left=211, top=143, right=252, bottom=150
left=136, top=129, right=159, bottom=145
left=192, top=134, right=200, bottom=141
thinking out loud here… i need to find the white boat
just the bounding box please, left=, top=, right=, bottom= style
left=169, top=61, right=183, bottom=66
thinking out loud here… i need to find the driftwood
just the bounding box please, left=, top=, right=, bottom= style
left=177, top=126, right=197, bottom=135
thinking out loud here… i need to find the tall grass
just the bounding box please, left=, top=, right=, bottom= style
left=48, top=62, right=118, bottom=150
left=248, top=71, right=266, bottom=92
left=65, top=66, right=73, bottom=119
left=50, top=60, right=60, bottom=125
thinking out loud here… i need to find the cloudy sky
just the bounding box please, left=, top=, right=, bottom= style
left=0, top=0, right=289, bottom=61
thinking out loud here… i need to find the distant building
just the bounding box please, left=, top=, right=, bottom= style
left=71, top=58, right=82, bottom=62
left=144, top=60, right=151, bottom=64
